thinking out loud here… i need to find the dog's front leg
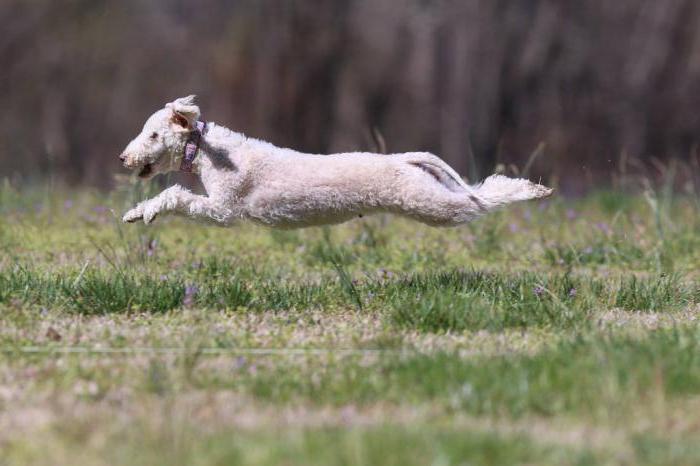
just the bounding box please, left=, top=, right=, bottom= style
left=123, top=185, right=233, bottom=225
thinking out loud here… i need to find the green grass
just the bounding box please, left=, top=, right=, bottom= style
left=1, top=267, right=696, bottom=325
left=5, top=424, right=601, bottom=466
left=107, top=327, right=693, bottom=420
left=0, top=181, right=699, bottom=465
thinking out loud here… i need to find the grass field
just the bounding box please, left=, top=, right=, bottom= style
left=0, top=180, right=699, bottom=465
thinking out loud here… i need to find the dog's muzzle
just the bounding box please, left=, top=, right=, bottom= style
left=120, top=153, right=153, bottom=178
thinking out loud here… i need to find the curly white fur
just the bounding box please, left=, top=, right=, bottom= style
left=120, top=96, right=553, bottom=228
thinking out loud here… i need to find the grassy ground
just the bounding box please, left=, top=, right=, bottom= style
left=0, top=180, right=699, bottom=465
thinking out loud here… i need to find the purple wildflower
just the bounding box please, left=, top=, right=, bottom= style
left=533, top=285, right=545, bottom=296
left=509, top=223, right=519, bottom=233
left=566, top=208, right=577, bottom=220
left=63, top=200, right=73, bottom=210
left=146, top=239, right=157, bottom=257
left=233, top=356, right=247, bottom=369
left=183, top=284, right=198, bottom=307
left=568, top=288, right=577, bottom=298
left=595, top=222, right=611, bottom=234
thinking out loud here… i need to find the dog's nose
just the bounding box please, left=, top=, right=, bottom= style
left=119, top=154, right=126, bottom=163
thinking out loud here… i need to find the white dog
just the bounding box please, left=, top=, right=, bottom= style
left=120, top=96, right=552, bottom=228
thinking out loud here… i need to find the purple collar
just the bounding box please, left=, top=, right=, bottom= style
left=180, top=120, right=207, bottom=172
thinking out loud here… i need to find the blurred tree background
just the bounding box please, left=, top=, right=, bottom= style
left=2, top=0, right=700, bottom=194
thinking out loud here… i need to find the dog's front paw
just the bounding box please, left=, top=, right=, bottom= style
left=124, top=200, right=161, bottom=225
left=142, top=202, right=161, bottom=225
left=123, top=205, right=144, bottom=223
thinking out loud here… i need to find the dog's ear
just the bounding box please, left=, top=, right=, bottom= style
left=166, top=95, right=200, bottom=132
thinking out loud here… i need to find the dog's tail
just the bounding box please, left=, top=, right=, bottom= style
left=472, top=174, right=553, bottom=209
left=403, top=152, right=553, bottom=213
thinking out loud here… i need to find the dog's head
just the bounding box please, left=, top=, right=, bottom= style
left=119, top=95, right=201, bottom=179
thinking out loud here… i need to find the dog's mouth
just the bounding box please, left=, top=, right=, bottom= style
left=138, top=163, right=154, bottom=178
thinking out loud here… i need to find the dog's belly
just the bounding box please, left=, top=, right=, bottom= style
left=244, top=155, right=399, bottom=228
left=248, top=206, right=363, bottom=229
left=245, top=183, right=384, bottom=228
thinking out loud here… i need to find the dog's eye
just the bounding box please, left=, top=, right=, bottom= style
left=150, top=132, right=158, bottom=140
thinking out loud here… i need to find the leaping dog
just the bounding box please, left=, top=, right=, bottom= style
left=119, top=96, right=552, bottom=228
